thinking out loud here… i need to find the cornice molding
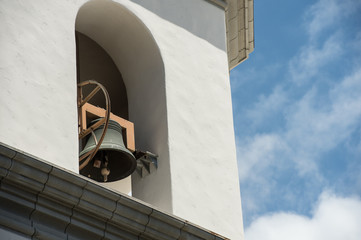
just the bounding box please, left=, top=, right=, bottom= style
left=205, top=0, right=255, bottom=69
left=0, top=143, right=228, bottom=240
left=224, top=0, right=254, bottom=69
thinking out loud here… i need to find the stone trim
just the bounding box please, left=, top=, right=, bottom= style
left=225, top=0, right=254, bottom=69
left=204, top=0, right=255, bottom=69
left=205, top=0, right=255, bottom=69
left=0, top=143, right=228, bottom=240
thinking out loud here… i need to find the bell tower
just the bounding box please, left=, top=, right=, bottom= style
left=0, top=1, right=254, bottom=239
left=74, top=1, right=253, bottom=238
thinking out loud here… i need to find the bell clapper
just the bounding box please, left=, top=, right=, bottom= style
left=101, top=154, right=110, bottom=182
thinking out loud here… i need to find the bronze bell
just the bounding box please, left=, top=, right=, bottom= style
left=79, top=118, right=136, bottom=182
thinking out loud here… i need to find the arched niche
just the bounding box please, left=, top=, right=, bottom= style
left=76, top=0, right=171, bottom=210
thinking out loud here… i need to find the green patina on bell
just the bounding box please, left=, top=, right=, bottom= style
left=79, top=118, right=136, bottom=182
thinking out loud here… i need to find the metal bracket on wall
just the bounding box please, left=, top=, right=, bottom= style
left=134, top=150, right=158, bottom=178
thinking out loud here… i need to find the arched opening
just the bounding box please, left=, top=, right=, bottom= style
left=75, top=0, right=171, bottom=210
left=76, top=31, right=133, bottom=192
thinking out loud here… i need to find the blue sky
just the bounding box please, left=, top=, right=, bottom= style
left=230, top=0, right=361, bottom=238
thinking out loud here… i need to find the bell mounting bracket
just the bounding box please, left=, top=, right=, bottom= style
left=78, top=80, right=136, bottom=172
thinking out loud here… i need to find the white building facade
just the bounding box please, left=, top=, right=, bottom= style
left=0, top=1, right=254, bottom=239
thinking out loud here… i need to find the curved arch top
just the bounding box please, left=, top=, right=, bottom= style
left=75, top=0, right=165, bottom=90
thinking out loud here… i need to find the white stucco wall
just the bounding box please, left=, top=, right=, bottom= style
left=0, top=1, right=244, bottom=239
left=144, top=10, right=245, bottom=240
left=0, top=1, right=79, bottom=172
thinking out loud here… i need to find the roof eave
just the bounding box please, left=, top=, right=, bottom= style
left=0, top=142, right=229, bottom=240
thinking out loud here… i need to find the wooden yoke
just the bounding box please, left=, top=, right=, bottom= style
left=80, top=102, right=135, bottom=152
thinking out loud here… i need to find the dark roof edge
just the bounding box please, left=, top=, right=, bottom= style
left=0, top=142, right=228, bottom=240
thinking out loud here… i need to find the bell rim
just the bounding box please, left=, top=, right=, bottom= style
left=79, top=145, right=137, bottom=181
left=79, top=117, right=137, bottom=181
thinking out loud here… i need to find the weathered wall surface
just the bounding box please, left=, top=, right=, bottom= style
left=0, top=0, right=244, bottom=239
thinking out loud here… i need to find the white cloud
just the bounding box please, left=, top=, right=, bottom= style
left=237, top=134, right=291, bottom=215
left=305, top=0, right=339, bottom=39
left=245, top=86, right=288, bottom=128
left=237, top=65, right=361, bottom=221
left=245, top=193, right=361, bottom=240
left=305, top=0, right=360, bottom=39
left=237, top=134, right=287, bottom=181
left=288, top=33, right=342, bottom=85
left=290, top=0, right=361, bottom=84
left=285, top=68, right=361, bottom=174
left=239, top=68, right=361, bottom=180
